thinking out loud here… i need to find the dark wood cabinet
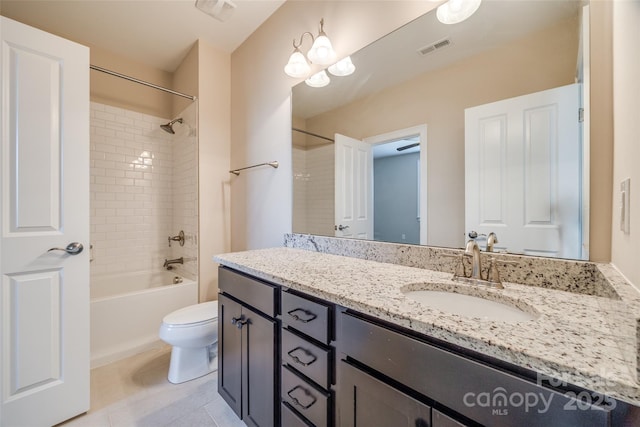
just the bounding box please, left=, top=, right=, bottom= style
left=218, top=268, right=279, bottom=427
left=280, top=289, right=334, bottom=426
left=338, top=361, right=432, bottom=427
left=217, top=266, right=632, bottom=427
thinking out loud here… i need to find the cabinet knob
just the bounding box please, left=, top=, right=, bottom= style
left=231, top=316, right=249, bottom=329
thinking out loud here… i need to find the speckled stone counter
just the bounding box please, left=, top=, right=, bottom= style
left=214, top=246, right=640, bottom=406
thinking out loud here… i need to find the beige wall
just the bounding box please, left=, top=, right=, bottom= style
left=611, top=0, right=640, bottom=287
left=589, top=1, right=614, bottom=263
left=89, top=44, right=174, bottom=118
left=230, top=1, right=439, bottom=251
left=174, top=40, right=232, bottom=302
left=303, top=19, right=578, bottom=249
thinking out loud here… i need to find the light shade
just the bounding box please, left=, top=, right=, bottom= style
left=305, top=70, right=330, bottom=88
left=284, top=49, right=311, bottom=78
left=307, top=34, right=337, bottom=66
left=328, top=56, right=355, bottom=77
left=437, top=0, right=482, bottom=25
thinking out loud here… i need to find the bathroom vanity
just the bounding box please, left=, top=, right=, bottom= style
left=215, top=241, right=640, bottom=426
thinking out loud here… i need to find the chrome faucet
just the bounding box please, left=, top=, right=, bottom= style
left=464, top=239, right=482, bottom=280
left=486, top=232, right=498, bottom=252
left=163, top=257, right=184, bottom=270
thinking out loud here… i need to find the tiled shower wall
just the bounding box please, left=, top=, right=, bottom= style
left=292, top=144, right=334, bottom=236
left=90, top=102, right=198, bottom=281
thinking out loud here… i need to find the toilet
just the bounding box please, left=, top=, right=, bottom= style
left=159, top=301, right=218, bottom=384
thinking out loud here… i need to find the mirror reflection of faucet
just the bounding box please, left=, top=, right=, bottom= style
left=467, top=230, right=499, bottom=252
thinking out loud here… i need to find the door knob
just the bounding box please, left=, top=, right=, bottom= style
left=48, top=242, right=84, bottom=255
left=338, top=224, right=349, bottom=231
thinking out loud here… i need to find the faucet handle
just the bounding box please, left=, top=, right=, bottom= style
left=442, top=253, right=466, bottom=278
left=486, top=257, right=518, bottom=287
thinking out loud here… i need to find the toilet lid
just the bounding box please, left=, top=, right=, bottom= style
left=163, top=301, right=218, bottom=325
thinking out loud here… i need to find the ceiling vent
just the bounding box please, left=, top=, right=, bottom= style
left=417, top=37, right=452, bottom=56
left=195, top=0, right=237, bottom=22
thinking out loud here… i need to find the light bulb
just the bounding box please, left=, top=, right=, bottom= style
left=307, top=35, right=337, bottom=65
left=437, top=0, right=482, bottom=25
left=305, top=70, right=330, bottom=88
left=328, top=56, right=355, bottom=77
left=284, top=49, right=311, bottom=78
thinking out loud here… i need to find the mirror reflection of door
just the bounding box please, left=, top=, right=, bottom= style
left=465, top=83, right=583, bottom=259
left=334, top=134, right=373, bottom=239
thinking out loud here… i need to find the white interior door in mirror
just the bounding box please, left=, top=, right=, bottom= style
left=1, top=17, right=90, bottom=426
left=465, top=84, right=583, bottom=259
left=335, top=134, right=373, bottom=239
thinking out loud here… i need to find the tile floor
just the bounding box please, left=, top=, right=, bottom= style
left=59, top=345, right=244, bottom=427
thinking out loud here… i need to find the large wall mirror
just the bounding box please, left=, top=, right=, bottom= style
left=292, top=0, right=589, bottom=260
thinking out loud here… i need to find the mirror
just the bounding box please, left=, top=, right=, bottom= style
left=292, top=1, right=588, bottom=259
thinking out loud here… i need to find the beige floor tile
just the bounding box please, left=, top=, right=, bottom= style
left=58, top=346, right=235, bottom=427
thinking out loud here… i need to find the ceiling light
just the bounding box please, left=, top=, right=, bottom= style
left=305, top=70, right=330, bottom=88
left=328, top=56, right=355, bottom=77
left=284, top=19, right=338, bottom=80
left=437, top=0, right=482, bottom=25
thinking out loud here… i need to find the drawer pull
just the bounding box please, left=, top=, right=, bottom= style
left=287, top=346, right=318, bottom=367
left=287, top=308, right=318, bottom=323
left=287, top=385, right=317, bottom=409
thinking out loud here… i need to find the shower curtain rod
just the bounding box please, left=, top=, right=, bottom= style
left=90, top=65, right=197, bottom=101
left=292, top=127, right=334, bottom=143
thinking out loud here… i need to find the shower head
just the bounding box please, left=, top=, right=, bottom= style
left=160, top=118, right=183, bottom=134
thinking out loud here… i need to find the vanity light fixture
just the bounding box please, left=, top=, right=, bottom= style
left=305, top=70, right=331, bottom=88
left=284, top=18, right=337, bottom=78
left=437, top=0, right=482, bottom=25
left=328, top=56, right=355, bottom=77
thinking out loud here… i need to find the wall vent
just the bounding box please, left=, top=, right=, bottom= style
left=417, top=37, right=451, bottom=56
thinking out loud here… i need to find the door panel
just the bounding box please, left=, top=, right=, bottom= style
left=1, top=17, right=90, bottom=426
left=465, top=84, right=582, bottom=259
left=339, top=361, right=431, bottom=427
left=243, top=308, right=276, bottom=427
left=335, top=134, right=373, bottom=239
left=218, top=294, right=243, bottom=417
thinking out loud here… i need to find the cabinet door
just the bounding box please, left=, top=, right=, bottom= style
left=243, top=306, right=278, bottom=427
left=218, top=294, right=243, bottom=417
left=338, top=361, right=431, bottom=427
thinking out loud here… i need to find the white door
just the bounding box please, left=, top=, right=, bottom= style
left=465, top=84, right=582, bottom=259
left=1, top=17, right=90, bottom=426
left=335, top=134, right=373, bottom=239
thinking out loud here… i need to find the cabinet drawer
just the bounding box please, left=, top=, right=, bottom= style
left=282, top=291, right=330, bottom=344
left=282, top=365, right=330, bottom=427
left=219, top=267, right=277, bottom=317
left=282, top=328, right=331, bottom=389
left=282, top=402, right=313, bottom=427
left=339, top=311, right=610, bottom=427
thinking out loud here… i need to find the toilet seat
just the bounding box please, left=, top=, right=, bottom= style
left=162, top=301, right=218, bottom=326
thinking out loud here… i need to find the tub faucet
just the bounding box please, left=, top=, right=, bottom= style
left=164, top=257, right=184, bottom=270
left=464, top=240, right=482, bottom=280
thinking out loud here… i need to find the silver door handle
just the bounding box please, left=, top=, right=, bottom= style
left=48, top=242, right=84, bottom=255
left=338, top=225, right=349, bottom=231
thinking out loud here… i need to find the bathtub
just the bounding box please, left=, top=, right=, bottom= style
left=90, top=270, right=198, bottom=368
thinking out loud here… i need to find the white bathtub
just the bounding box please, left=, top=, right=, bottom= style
left=90, top=270, right=198, bottom=368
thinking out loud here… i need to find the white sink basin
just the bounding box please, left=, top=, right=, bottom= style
left=403, top=290, right=538, bottom=323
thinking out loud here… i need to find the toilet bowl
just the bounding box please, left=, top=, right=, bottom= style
left=159, top=301, right=218, bottom=384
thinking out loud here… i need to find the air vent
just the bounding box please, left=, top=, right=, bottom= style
left=417, top=37, right=451, bottom=56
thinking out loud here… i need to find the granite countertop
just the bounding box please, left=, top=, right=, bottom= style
left=214, top=247, right=640, bottom=406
